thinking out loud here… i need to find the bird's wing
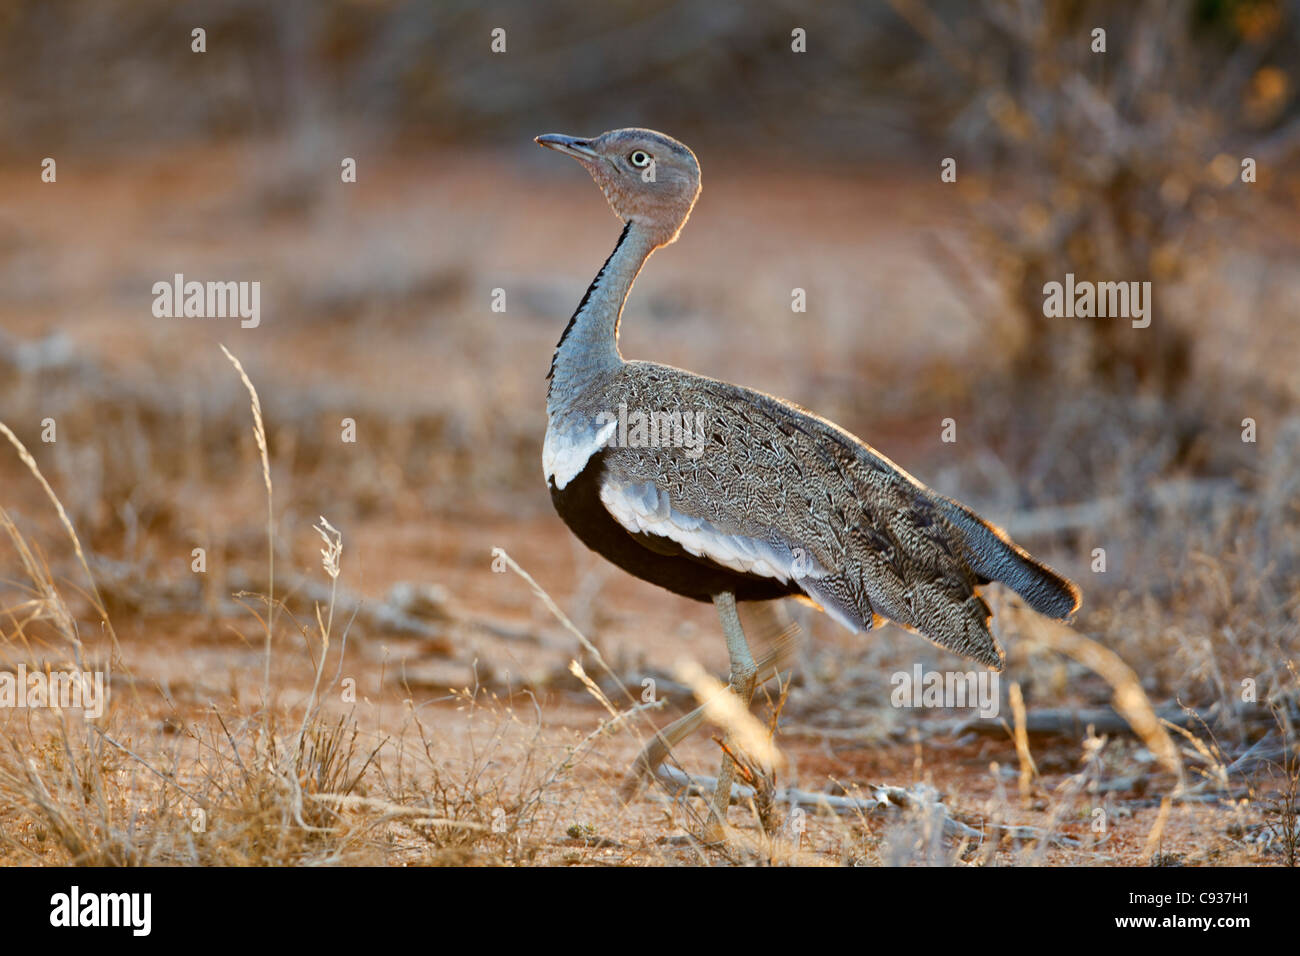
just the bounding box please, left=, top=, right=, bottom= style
left=595, top=364, right=1006, bottom=668
left=596, top=474, right=869, bottom=633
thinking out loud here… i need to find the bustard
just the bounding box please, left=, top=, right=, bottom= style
left=536, top=128, right=1081, bottom=836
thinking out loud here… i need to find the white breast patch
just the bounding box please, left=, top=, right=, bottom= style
left=544, top=418, right=618, bottom=490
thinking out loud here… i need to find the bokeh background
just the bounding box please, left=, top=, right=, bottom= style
left=0, top=0, right=1298, bottom=865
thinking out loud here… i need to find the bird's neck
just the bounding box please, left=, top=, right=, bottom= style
left=547, top=220, right=657, bottom=413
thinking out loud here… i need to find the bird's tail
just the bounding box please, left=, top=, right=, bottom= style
left=936, top=495, right=1081, bottom=620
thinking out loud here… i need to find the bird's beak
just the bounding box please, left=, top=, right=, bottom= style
left=535, top=133, right=599, bottom=161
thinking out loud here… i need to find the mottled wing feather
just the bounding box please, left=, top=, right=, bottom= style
left=591, top=362, right=1006, bottom=669
left=597, top=475, right=869, bottom=634
left=599, top=478, right=800, bottom=581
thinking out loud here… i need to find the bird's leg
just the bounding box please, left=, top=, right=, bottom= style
left=703, top=590, right=756, bottom=841
left=620, top=602, right=799, bottom=801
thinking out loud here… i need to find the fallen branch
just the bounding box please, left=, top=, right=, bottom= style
left=945, top=701, right=1295, bottom=740
left=651, top=767, right=1081, bottom=847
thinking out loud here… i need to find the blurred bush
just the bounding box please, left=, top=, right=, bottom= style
left=0, top=0, right=917, bottom=156
left=890, top=0, right=1300, bottom=395
left=3, top=0, right=1295, bottom=159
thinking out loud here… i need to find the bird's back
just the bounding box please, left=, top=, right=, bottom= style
left=577, top=360, right=1080, bottom=669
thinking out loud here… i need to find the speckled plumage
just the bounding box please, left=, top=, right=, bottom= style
left=536, top=127, right=1080, bottom=674
left=554, top=360, right=1081, bottom=669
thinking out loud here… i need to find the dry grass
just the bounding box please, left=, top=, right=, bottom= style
left=0, top=360, right=555, bottom=866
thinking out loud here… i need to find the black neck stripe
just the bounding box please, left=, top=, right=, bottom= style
left=547, top=220, right=634, bottom=382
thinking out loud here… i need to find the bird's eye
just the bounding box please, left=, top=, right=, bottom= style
left=629, top=150, right=652, bottom=168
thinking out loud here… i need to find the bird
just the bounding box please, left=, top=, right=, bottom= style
left=534, top=127, right=1081, bottom=837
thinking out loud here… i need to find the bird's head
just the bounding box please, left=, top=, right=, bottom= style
left=535, top=127, right=701, bottom=247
